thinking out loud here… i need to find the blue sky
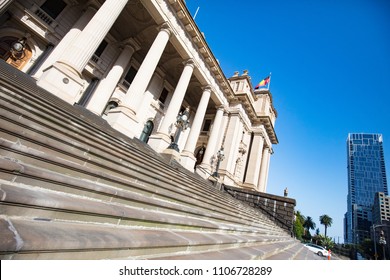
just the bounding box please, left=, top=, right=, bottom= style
left=185, top=0, right=390, bottom=242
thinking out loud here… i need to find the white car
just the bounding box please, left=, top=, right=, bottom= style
left=304, top=243, right=329, bottom=257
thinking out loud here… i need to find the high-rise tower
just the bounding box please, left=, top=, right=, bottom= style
left=345, top=133, right=388, bottom=244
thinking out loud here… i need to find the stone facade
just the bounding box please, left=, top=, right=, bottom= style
left=0, top=0, right=277, bottom=192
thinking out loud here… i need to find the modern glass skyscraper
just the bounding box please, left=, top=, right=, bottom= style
left=345, top=133, right=388, bottom=244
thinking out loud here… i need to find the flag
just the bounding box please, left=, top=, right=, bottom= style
left=255, top=76, right=270, bottom=89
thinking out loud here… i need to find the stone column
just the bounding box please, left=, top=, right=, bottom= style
left=181, top=86, right=211, bottom=170
left=106, top=24, right=171, bottom=138
left=243, top=131, right=265, bottom=190
left=0, top=0, right=13, bottom=15
left=199, top=106, right=225, bottom=171
left=257, top=147, right=271, bottom=192
left=122, top=24, right=172, bottom=116
left=59, top=0, right=128, bottom=74
left=33, top=6, right=96, bottom=79
left=148, top=60, right=195, bottom=152
left=37, top=0, right=128, bottom=104
left=86, top=39, right=140, bottom=115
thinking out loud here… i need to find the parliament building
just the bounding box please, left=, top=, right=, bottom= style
left=0, top=0, right=278, bottom=192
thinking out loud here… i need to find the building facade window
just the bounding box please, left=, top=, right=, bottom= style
left=91, top=40, right=108, bottom=63
left=345, top=133, right=388, bottom=245
left=201, top=119, right=212, bottom=133
left=40, top=0, right=67, bottom=19
left=159, top=87, right=169, bottom=104
left=122, top=66, right=137, bottom=88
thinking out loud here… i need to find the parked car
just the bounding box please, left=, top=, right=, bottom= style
left=304, top=243, right=329, bottom=257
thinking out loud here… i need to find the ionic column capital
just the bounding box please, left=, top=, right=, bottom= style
left=183, top=58, right=195, bottom=69
left=159, top=22, right=173, bottom=37
left=121, top=37, right=141, bottom=53
left=202, top=85, right=213, bottom=93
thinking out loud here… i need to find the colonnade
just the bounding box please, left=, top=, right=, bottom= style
left=18, top=0, right=273, bottom=192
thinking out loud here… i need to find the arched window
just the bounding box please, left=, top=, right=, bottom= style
left=194, top=145, right=206, bottom=167
left=139, top=120, right=154, bottom=143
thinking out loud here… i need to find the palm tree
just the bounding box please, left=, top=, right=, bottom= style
left=295, top=211, right=305, bottom=225
left=303, top=216, right=316, bottom=236
left=319, top=214, right=333, bottom=237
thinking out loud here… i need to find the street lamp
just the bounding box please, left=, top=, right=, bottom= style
left=10, top=37, right=27, bottom=60
left=379, top=230, right=387, bottom=260
left=212, top=146, right=225, bottom=177
left=167, top=107, right=190, bottom=152
left=372, top=224, right=389, bottom=260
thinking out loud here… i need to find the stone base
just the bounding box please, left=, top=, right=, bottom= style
left=161, top=147, right=181, bottom=163
left=105, top=106, right=140, bottom=139
left=194, top=164, right=211, bottom=179
left=180, top=150, right=196, bottom=172
left=37, top=62, right=84, bottom=104
left=241, top=182, right=258, bottom=191
left=208, top=175, right=223, bottom=190
left=148, top=132, right=171, bottom=153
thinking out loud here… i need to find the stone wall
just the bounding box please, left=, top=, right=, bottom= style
left=223, top=185, right=296, bottom=233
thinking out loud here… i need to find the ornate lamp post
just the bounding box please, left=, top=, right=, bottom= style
left=372, top=224, right=389, bottom=260
left=10, top=37, right=27, bottom=60
left=212, top=146, right=225, bottom=177
left=379, top=230, right=387, bottom=260
left=168, top=107, right=190, bottom=152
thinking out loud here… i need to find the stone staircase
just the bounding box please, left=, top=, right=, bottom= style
left=0, top=61, right=320, bottom=260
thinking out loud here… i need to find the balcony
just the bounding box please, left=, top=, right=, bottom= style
left=19, top=4, right=59, bottom=39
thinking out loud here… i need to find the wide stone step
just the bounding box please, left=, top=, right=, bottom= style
left=0, top=216, right=291, bottom=260
left=145, top=240, right=300, bottom=260
left=0, top=61, right=301, bottom=260
left=0, top=175, right=288, bottom=236
left=0, top=86, right=276, bottom=223
left=0, top=95, right=282, bottom=231
left=0, top=148, right=283, bottom=234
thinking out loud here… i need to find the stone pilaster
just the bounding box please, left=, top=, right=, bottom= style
left=243, top=131, right=264, bottom=190
left=219, top=112, right=243, bottom=183
left=257, top=147, right=271, bottom=192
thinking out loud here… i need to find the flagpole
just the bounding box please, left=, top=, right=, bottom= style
left=193, top=6, right=200, bottom=19
left=267, top=72, right=272, bottom=90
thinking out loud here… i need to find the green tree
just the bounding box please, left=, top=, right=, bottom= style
left=319, top=214, right=333, bottom=237
left=316, top=234, right=335, bottom=250
left=295, top=211, right=305, bottom=225
left=293, top=211, right=305, bottom=240
left=303, top=216, right=316, bottom=239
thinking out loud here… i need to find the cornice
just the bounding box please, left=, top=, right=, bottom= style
left=167, top=0, right=235, bottom=102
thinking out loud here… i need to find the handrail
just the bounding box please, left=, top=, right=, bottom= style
left=223, top=184, right=293, bottom=233
left=195, top=164, right=214, bottom=177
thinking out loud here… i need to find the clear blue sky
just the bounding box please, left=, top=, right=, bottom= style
left=185, top=0, right=390, bottom=243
